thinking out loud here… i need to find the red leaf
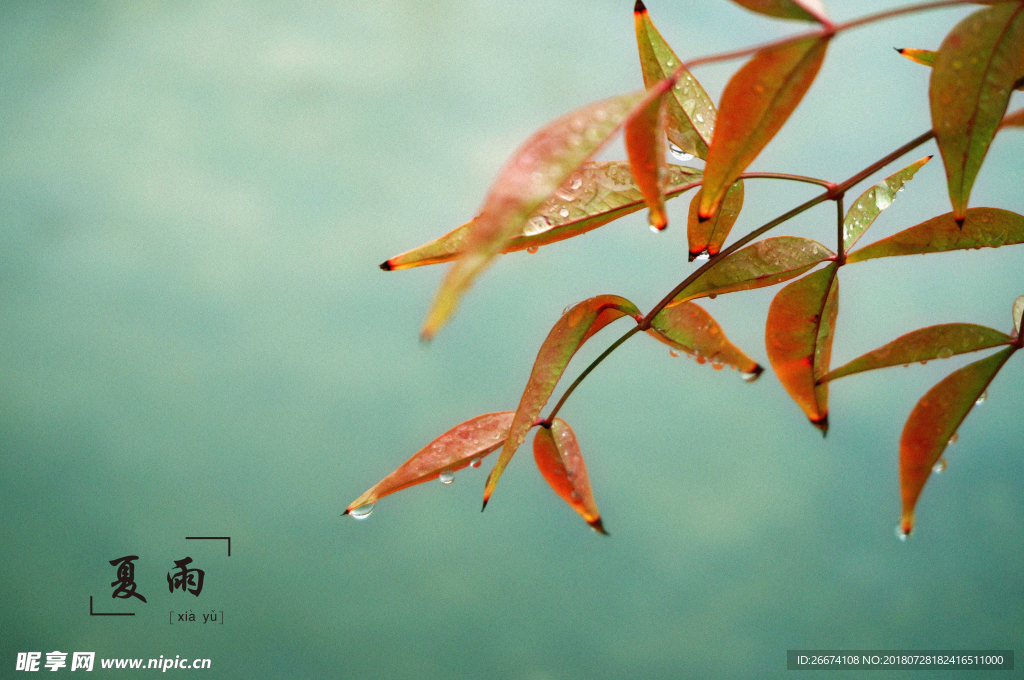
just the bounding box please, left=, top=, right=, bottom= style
left=729, top=0, right=832, bottom=26
left=698, top=37, right=829, bottom=220
left=688, top=180, right=744, bottom=259
left=533, top=419, right=607, bottom=534
left=625, top=77, right=675, bottom=230
left=345, top=412, right=515, bottom=517
left=648, top=302, right=762, bottom=376
left=483, top=295, right=641, bottom=507
left=899, top=347, right=1016, bottom=535
left=930, top=3, right=1024, bottom=221
left=765, top=263, right=838, bottom=434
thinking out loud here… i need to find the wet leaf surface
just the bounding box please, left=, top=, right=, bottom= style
left=648, top=301, right=762, bottom=374
left=688, top=180, right=744, bottom=259
left=625, top=78, right=673, bottom=230
left=820, top=323, right=1012, bottom=383
left=484, top=295, right=641, bottom=506
left=842, top=156, right=931, bottom=253
left=698, top=36, right=829, bottom=219
left=899, top=346, right=1016, bottom=535
left=345, top=412, right=515, bottom=516
left=930, top=2, right=1024, bottom=221
left=846, top=208, right=1024, bottom=263
left=533, top=419, right=607, bottom=534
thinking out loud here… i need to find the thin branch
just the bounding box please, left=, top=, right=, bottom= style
left=836, top=194, right=846, bottom=265
left=543, top=325, right=640, bottom=424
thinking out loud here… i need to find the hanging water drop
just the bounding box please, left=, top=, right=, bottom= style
left=669, top=349, right=679, bottom=358
left=470, top=458, right=482, bottom=468
left=948, top=432, right=959, bottom=445
left=740, top=370, right=761, bottom=383
left=348, top=503, right=375, bottom=520
left=694, top=251, right=710, bottom=261
left=933, top=457, right=947, bottom=474
left=527, top=245, right=539, bottom=254
left=668, top=143, right=694, bottom=162
left=708, top=292, right=717, bottom=299
left=894, top=524, right=909, bottom=542
left=975, top=390, right=987, bottom=405
left=439, top=471, right=455, bottom=485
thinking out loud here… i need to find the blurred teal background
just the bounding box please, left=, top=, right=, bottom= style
left=1, top=1, right=1022, bottom=678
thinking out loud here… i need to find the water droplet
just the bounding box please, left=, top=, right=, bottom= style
left=668, top=143, right=694, bottom=162
left=708, top=292, right=717, bottom=299
left=524, top=215, right=551, bottom=236
left=470, top=458, right=482, bottom=468
left=975, top=390, right=987, bottom=405
left=349, top=503, right=375, bottom=520
left=527, top=245, right=539, bottom=254
left=948, top=432, right=959, bottom=445
left=439, top=471, right=455, bottom=484
left=933, top=457, right=947, bottom=474
left=897, top=186, right=905, bottom=193
left=895, top=524, right=909, bottom=542
left=694, top=251, right=710, bottom=261
left=569, top=176, right=582, bottom=190
left=559, top=208, right=570, bottom=218
left=669, top=349, right=679, bottom=358
left=873, top=183, right=893, bottom=210
left=711, top=363, right=724, bottom=370
left=695, top=113, right=704, bottom=123
left=741, top=370, right=761, bottom=383
left=666, top=59, right=674, bottom=67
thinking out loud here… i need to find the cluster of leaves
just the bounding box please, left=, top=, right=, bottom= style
left=349, top=0, right=1024, bottom=538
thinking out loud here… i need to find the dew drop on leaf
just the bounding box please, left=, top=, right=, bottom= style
left=439, top=472, right=455, bottom=485
left=527, top=246, right=539, bottom=254
left=569, top=176, right=582, bottom=190
left=933, top=457, right=947, bottom=474
left=975, top=390, right=987, bottom=405
left=895, top=524, right=909, bottom=542
left=470, top=458, right=482, bottom=468
left=948, top=432, right=959, bottom=445
left=559, top=208, right=570, bottom=218
left=694, top=251, right=710, bottom=261
left=668, top=143, right=694, bottom=162
left=669, top=349, right=679, bottom=358
left=695, top=113, right=704, bottom=123
left=349, top=503, right=375, bottom=520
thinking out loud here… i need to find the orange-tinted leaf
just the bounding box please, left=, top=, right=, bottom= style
left=483, top=295, right=641, bottom=507
left=930, top=3, right=1024, bottom=221
left=533, top=419, right=606, bottom=534
left=421, top=86, right=669, bottom=340
left=688, top=180, right=744, bottom=259
left=698, top=37, right=829, bottom=220
left=625, top=77, right=674, bottom=230
left=842, top=157, right=931, bottom=253
left=729, top=0, right=832, bottom=25
left=845, top=208, right=1024, bottom=263
left=634, top=0, right=716, bottom=159
left=819, top=323, right=1012, bottom=384
left=899, top=346, right=1016, bottom=535
left=896, top=47, right=935, bottom=67
left=1001, top=107, right=1024, bottom=129
left=669, top=236, right=834, bottom=305
left=382, top=163, right=702, bottom=270
left=648, top=302, right=762, bottom=375
left=765, top=263, right=838, bottom=434
left=344, top=412, right=515, bottom=516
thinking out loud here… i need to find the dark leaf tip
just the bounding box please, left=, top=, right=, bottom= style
left=590, top=517, right=609, bottom=536
left=379, top=260, right=393, bottom=271
left=811, top=415, right=829, bottom=437
left=342, top=508, right=350, bottom=515
left=481, top=498, right=489, bottom=512
left=895, top=47, right=906, bottom=54
left=634, top=0, right=646, bottom=15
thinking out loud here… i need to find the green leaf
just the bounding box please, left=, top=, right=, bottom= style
left=421, top=85, right=670, bottom=340
left=842, top=156, right=931, bottom=252
left=729, top=0, right=832, bottom=25
left=634, top=0, right=716, bottom=160
left=845, top=208, right=1024, bottom=263
left=648, top=302, right=763, bottom=375
left=382, top=163, right=702, bottom=271
left=819, top=323, right=1012, bottom=384
left=688, top=180, right=745, bottom=259
left=669, top=236, right=834, bottom=305
left=483, top=295, right=641, bottom=507
left=625, top=77, right=672, bottom=230
left=698, top=37, right=829, bottom=220
left=896, top=47, right=935, bottom=67
left=344, top=412, right=515, bottom=516
left=533, top=419, right=607, bottom=534
left=765, top=263, right=838, bottom=434
left=930, top=2, right=1024, bottom=222
left=899, top=346, right=1016, bottom=535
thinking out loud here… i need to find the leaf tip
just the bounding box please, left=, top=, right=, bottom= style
left=342, top=508, right=350, bottom=516
left=379, top=260, right=394, bottom=271
left=954, top=215, right=965, bottom=229
left=589, top=517, right=609, bottom=536
left=811, top=414, right=829, bottom=437
left=900, top=512, right=914, bottom=538
left=744, top=364, right=765, bottom=383
left=633, top=0, right=646, bottom=15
